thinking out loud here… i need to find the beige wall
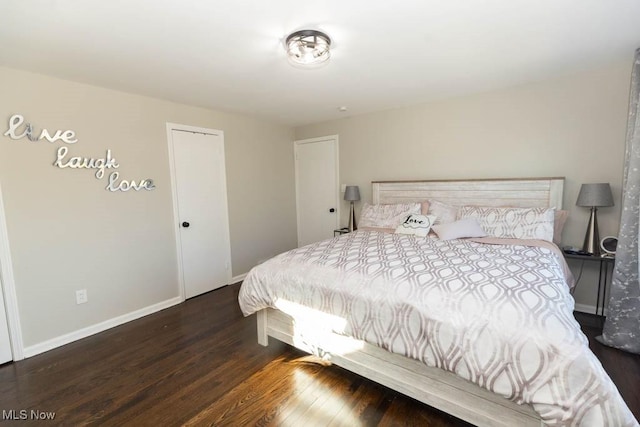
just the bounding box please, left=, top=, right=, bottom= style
left=295, top=60, right=633, bottom=310
left=1, top=58, right=631, bottom=350
left=0, top=67, right=297, bottom=349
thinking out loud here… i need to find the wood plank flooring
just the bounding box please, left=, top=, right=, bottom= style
left=0, top=283, right=638, bottom=426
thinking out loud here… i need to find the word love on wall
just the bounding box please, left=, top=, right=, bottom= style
left=3, top=114, right=155, bottom=192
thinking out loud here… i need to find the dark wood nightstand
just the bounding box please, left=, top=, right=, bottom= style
left=563, top=252, right=615, bottom=317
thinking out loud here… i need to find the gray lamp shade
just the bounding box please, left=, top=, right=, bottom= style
left=576, top=183, right=614, bottom=207
left=344, top=185, right=361, bottom=201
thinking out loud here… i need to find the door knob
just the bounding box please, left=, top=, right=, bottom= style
left=182, top=221, right=190, bottom=228
left=329, top=208, right=335, bottom=213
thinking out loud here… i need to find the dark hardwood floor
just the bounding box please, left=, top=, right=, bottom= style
left=0, top=283, right=638, bottom=426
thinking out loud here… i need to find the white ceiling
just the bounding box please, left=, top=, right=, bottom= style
left=1, top=1, right=640, bottom=127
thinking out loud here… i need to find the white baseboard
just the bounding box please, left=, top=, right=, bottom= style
left=231, top=272, right=247, bottom=284
left=23, top=296, right=183, bottom=358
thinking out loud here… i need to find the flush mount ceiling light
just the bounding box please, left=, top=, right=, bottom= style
left=285, top=29, right=331, bottom=67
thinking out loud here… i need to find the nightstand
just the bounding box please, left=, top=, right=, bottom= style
left=563, top=252, right=615, bottom=316
left=334, top=227, right=350, bottom=236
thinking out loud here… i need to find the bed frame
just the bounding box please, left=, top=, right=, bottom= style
left=256, top=177, right=565, bottom=427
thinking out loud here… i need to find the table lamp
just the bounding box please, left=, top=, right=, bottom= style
left=576, top=183, right=614, bottom=256
left=344, top=185, right=360, bottom=232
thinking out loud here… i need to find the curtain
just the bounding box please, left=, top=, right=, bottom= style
left=597, top=48, right=640, bottom=354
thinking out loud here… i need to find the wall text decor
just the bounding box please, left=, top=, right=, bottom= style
left=3, top=114, right=155, bottom=192
left=4, top=114, right=78, bottom=144
left=54, top=147, right=119, bottom=179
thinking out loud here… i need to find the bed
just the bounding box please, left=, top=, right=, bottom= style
left=238, top=177, right=637, bottom=427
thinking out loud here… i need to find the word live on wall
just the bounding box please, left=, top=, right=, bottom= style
left=3, top=114, right=155, bottom=192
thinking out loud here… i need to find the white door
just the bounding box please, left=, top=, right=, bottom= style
left=169, top=126, right=232, bottom=299
left=295, top=135, right=339, bottom=247
left=0, top=182, right=14, bottom=363
left=0, top=282, right=12, bottom=363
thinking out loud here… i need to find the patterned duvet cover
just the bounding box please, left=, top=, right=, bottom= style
left=238, top=230, right=637, bottom=426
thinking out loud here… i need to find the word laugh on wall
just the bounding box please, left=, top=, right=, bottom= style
left=3, top=114, right=155, bottom=192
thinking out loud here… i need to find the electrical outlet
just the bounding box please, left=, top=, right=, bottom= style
left=76, top=289, right=88, bottom=305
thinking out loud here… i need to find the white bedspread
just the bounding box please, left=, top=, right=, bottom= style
left=239, top=230, right=637, bottom=426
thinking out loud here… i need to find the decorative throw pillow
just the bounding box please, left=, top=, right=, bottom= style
left=359, top=202, right=421, bottom=229
left=554, top=210, right=569, bottom=245
left=420, top=201, right=430, bottom=215
left=457, top=206, right=555, bottom=242
left=432, top=218, right=488, bottom=240
left=395, top=214, right=437, bottom=237
left=427, top=200, right=458, bottom=225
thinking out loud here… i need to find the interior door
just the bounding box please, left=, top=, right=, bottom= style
left=0, top=282, right=11, bottom=363
left=295, top=136, right=339, bottom=247
left=0, top=182, right=13, bottom=363
left=170, top=128, right=232, bottom=299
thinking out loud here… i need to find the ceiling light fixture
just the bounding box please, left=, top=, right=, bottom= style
left=285, top=30, right=331, bottom=67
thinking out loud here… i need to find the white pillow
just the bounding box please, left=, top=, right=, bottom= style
left=427, top=199, right=458, bottom=225
left=457, top=206, right=555, bottom=242
left=359, top=202, right=421, bottom=229
left=395, top=214, right=437, bottom=237
left=432, top=218, right=487, bottom=240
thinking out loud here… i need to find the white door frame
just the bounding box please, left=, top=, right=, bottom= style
left=0, top=181, right=24, bottom=360
left=294, top=135, right=340, bottom=246
left=166, top=123, right=232, bottom=301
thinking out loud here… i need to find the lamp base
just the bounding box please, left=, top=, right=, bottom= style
left=348, top=202, right=357, bottom=232
left=582, top=207, right=600, bottom=256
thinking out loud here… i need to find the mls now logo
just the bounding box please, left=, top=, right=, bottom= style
left=2, top=409, right=55, bottom=420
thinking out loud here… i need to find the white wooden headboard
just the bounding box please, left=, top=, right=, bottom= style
left=372, top=177, right=564, bottom=209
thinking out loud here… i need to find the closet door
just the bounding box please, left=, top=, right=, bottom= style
left=169, top=126, right=232, bottom=299
left=295, top=135, right=339, bottom=247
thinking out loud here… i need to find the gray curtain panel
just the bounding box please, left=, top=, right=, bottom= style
left=597, top=48, right=640, bottom=354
